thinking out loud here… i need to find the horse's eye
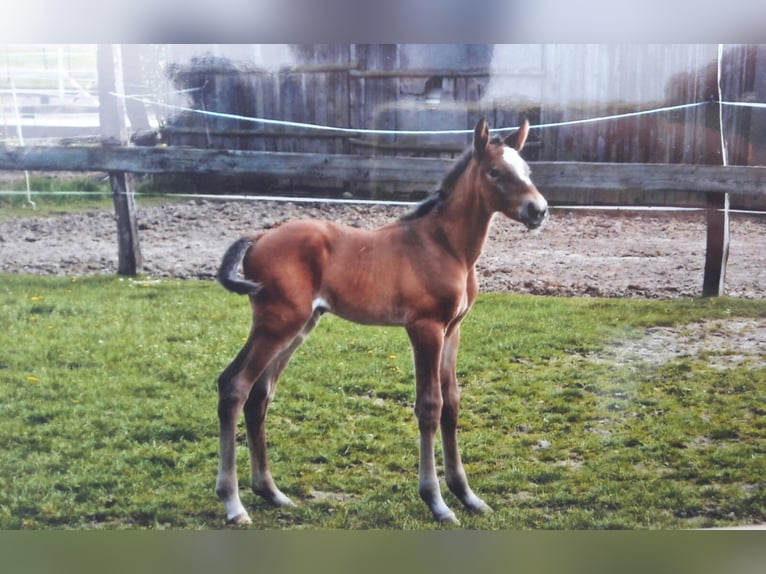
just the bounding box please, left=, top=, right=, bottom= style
left=488, top=168, right=502, bottom=180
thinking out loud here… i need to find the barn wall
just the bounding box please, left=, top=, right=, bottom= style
left=157, top=44, right=766, bottom=169
left=160, top=44, right=499, bottom=158
left=3, top=44, right=763, bottom=169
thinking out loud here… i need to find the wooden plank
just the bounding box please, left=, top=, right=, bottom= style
left=359, top=44, right=398, bottom=140
left=528, top=162, right=766, bottom=197
left=749, top=46, right=766, bottom=165
left=702, top=192, right=731, bottom=297
left=2, top=147, right=766, bottom=197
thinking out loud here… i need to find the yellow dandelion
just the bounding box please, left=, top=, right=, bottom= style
left=29, top=295, right=43, bottom=302
left=26, top=375, right=39, bottom=383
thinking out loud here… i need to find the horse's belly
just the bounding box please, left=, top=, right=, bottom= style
left=324, top=295, right=408, bottom=327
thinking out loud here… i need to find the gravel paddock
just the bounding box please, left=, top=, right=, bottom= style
left=1, top=200, right=764, bottom=300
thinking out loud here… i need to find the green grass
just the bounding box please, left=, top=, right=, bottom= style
left=0, top=175, right=112, bottom=219
left=0, top=175, right=178, bottom=220
left=1, top=274, right=765, bottom=529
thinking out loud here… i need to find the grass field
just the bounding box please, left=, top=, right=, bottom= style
left=1, top=273, right=765, bottom=529
left=0, top=174, right=173, bottom=221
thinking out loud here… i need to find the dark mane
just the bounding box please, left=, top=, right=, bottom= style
left=399, top=148, right=474, bottom=221
left=398, top=136, right=504, bottom=222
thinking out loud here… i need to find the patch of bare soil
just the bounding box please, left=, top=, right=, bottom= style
left=592, top=318, right=766, bottom=369
left=1, top=200, right=764, bottom=300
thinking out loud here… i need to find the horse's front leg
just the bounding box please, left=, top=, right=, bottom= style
left=407, top=320, right=458, bottom=524
left=440, top=325, right=492, bottom=515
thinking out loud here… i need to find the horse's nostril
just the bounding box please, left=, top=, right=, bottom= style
left=528, top=203, right=545, bottom=220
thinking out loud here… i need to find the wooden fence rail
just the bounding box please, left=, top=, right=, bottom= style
left=1, top=146, right=765, bottom=196
left=1, top=145, right=765, bottom=296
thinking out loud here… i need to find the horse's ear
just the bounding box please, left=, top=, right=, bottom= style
left=504, top=117, right=530, bottom=152
left=473, top=117, right=490, bottom=157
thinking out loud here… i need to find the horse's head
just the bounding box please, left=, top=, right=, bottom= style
left=473, top=117, right=548, bottom=230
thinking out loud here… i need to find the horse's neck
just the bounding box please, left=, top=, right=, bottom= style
left=432, top=173, right=495, bottom=267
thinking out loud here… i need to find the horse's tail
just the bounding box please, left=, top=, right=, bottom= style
left=217, top=236, right=262, bottom=295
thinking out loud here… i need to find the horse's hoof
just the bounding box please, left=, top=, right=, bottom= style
left=473, top=502, right=493, bottom=515
left=267, top=492, right=295, bottom=507
left=436, top=511, right=460, bottom=525
left=459, top=491, right=493, bottom=515
left=227, top=512, right=252, bottom=526
left=254, top=485, right=295, bottom=507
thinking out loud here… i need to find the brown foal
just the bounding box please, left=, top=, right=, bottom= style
left=215, top=117, right=548, bottom=525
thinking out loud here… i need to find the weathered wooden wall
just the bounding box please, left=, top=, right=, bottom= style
left=518, top=45, right=763, bottom=166
left=5, top=44, right=763, bottom=167
left=160, top=44, right=500, bottom=157
left=158, top=44, right=766, bottom=168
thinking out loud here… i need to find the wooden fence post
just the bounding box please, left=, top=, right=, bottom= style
left=702, top=191, right=730, bottom=297
left=97, top=44, right=143, bottom=276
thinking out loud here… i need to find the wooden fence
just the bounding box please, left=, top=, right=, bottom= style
left=2, top=143, right=765, bottom=297
left=1, top=146, right=765, bottom=198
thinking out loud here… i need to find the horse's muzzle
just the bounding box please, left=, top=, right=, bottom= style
left=521, top=198, right=549, bottom=230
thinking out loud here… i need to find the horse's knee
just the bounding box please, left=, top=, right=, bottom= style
left=415, top=396, right=443, bottom=432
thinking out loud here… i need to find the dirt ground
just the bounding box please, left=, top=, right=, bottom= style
left=1, top=199, right=764, bottom=300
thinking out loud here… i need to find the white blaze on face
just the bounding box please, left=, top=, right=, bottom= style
left=502, top=147, right=532, bottom=186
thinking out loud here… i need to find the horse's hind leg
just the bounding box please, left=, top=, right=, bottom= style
left=216, top=309, right=312, bottom=525
left=215, top=343, right=256, bottom=525
left=243, top=356, right=294, bottom=507
left=243, top=310, right=321, bottom=507
left=440, top=325, right=492, bottom=514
